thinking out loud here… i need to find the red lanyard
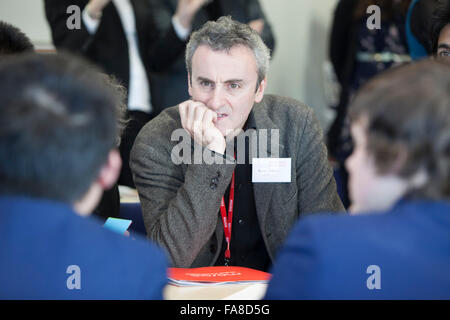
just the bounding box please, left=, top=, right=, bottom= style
left=220, top=170, right=235, bottom=265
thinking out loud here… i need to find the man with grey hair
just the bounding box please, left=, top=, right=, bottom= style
left=131, top=16, right=344, bottom=270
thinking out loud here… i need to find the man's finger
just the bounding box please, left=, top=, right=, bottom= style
left=202, top=109, right=215, bottom=131
left=179, top=101, right=188, bottom=129
left=192, top=106, right=206, bottom=140
left=194, top=103, right=206, bottom=123
left=185, top=101, right=197, bottom=133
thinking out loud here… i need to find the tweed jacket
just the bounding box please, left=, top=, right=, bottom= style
left=130, top=94, right=344, bottom=267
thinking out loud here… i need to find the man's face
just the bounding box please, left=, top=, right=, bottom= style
left=345, top=120, right=408, bottom=214
left=345, top=120, right=379, bottom=212
left=437, top=23, right=450, bottom=59
left=188, top=45, right=266, bottom=136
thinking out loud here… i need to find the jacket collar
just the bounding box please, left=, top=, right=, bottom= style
left=243, top=98, right=285, bottom=157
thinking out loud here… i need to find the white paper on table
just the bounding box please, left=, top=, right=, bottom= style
left=222, top=283, right=268, bottom=300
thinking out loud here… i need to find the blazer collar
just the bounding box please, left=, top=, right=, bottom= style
left=245, top=98, right=285, bottom=157
left=245, top=98, right=285, bottom=228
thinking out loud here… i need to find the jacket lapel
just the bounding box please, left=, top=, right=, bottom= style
left=250, top=100, right=284, bottom=228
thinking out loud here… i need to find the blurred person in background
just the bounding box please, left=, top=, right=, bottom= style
left=405, top=0, right=439, bottom=59
left=327, top=0, right=411, bottom=208
left=430, top=0, right=450, bottom=60
left=0, top=20, right=34, bottom=54
left=45, top=0, right=157, bottom=189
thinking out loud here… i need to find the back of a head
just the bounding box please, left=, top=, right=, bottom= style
left=0, top=21, right=34, bottom=55
left=0, top=53, right=119, bottom=203
left=349, top=59, right=450, bottom=199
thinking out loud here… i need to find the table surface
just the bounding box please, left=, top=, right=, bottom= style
left=119, top=186, right=140, bottom=203
left=164, top=283, right=268, bottom=300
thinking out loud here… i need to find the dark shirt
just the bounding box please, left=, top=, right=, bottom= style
left=205, top=0, right=222, bottom=21
left=214, top=125, right=271, bottom=272
left=93, top=184, right=120, bottom=221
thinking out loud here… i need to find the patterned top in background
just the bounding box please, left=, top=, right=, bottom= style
left=336, top=14, right=410, bottom=162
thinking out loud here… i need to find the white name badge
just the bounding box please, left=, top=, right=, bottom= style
left=252, top=158, right=292, bottom=183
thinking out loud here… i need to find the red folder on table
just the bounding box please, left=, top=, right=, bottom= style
left=168, top=266, right=271, bottom=286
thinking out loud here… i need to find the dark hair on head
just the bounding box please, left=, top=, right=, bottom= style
left=410, top=0, right=441, bottom=54
left=353, top=0, right=411, bottom=20
left=0, top=21, right=34, bottom=55
left=430, top=0, right=450, bottom=54
left=348, top=59, right=450, bottom=199
left=0, top=52, right=121, bottom=203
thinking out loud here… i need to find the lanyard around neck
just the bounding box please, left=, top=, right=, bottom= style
left=220, top=170, right=235, bottom=266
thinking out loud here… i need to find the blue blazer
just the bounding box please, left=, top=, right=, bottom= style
left=265, top=200, right=450, bottom=299
left=0, top=196, right=168, bottom=299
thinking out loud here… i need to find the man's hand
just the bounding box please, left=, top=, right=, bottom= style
left=174, top=0, right=211, bottom=29
left=87, top=0, right=111, bottom=19
left=179, top=100, right=226, bottom=155
left=248, top=19, right=265, bottom=34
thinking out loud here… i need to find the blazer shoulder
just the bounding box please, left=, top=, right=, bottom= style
left=254, top=95, right=318, bottom=145
left=136, top=105, right=181, bottom=142
left=291, top=211, right=398, bottom=253
left=260, top=94, right=312, bottom=114
left=72, top=215, right=169, bottom=297
left=258, top=94, right=314, bottom=126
